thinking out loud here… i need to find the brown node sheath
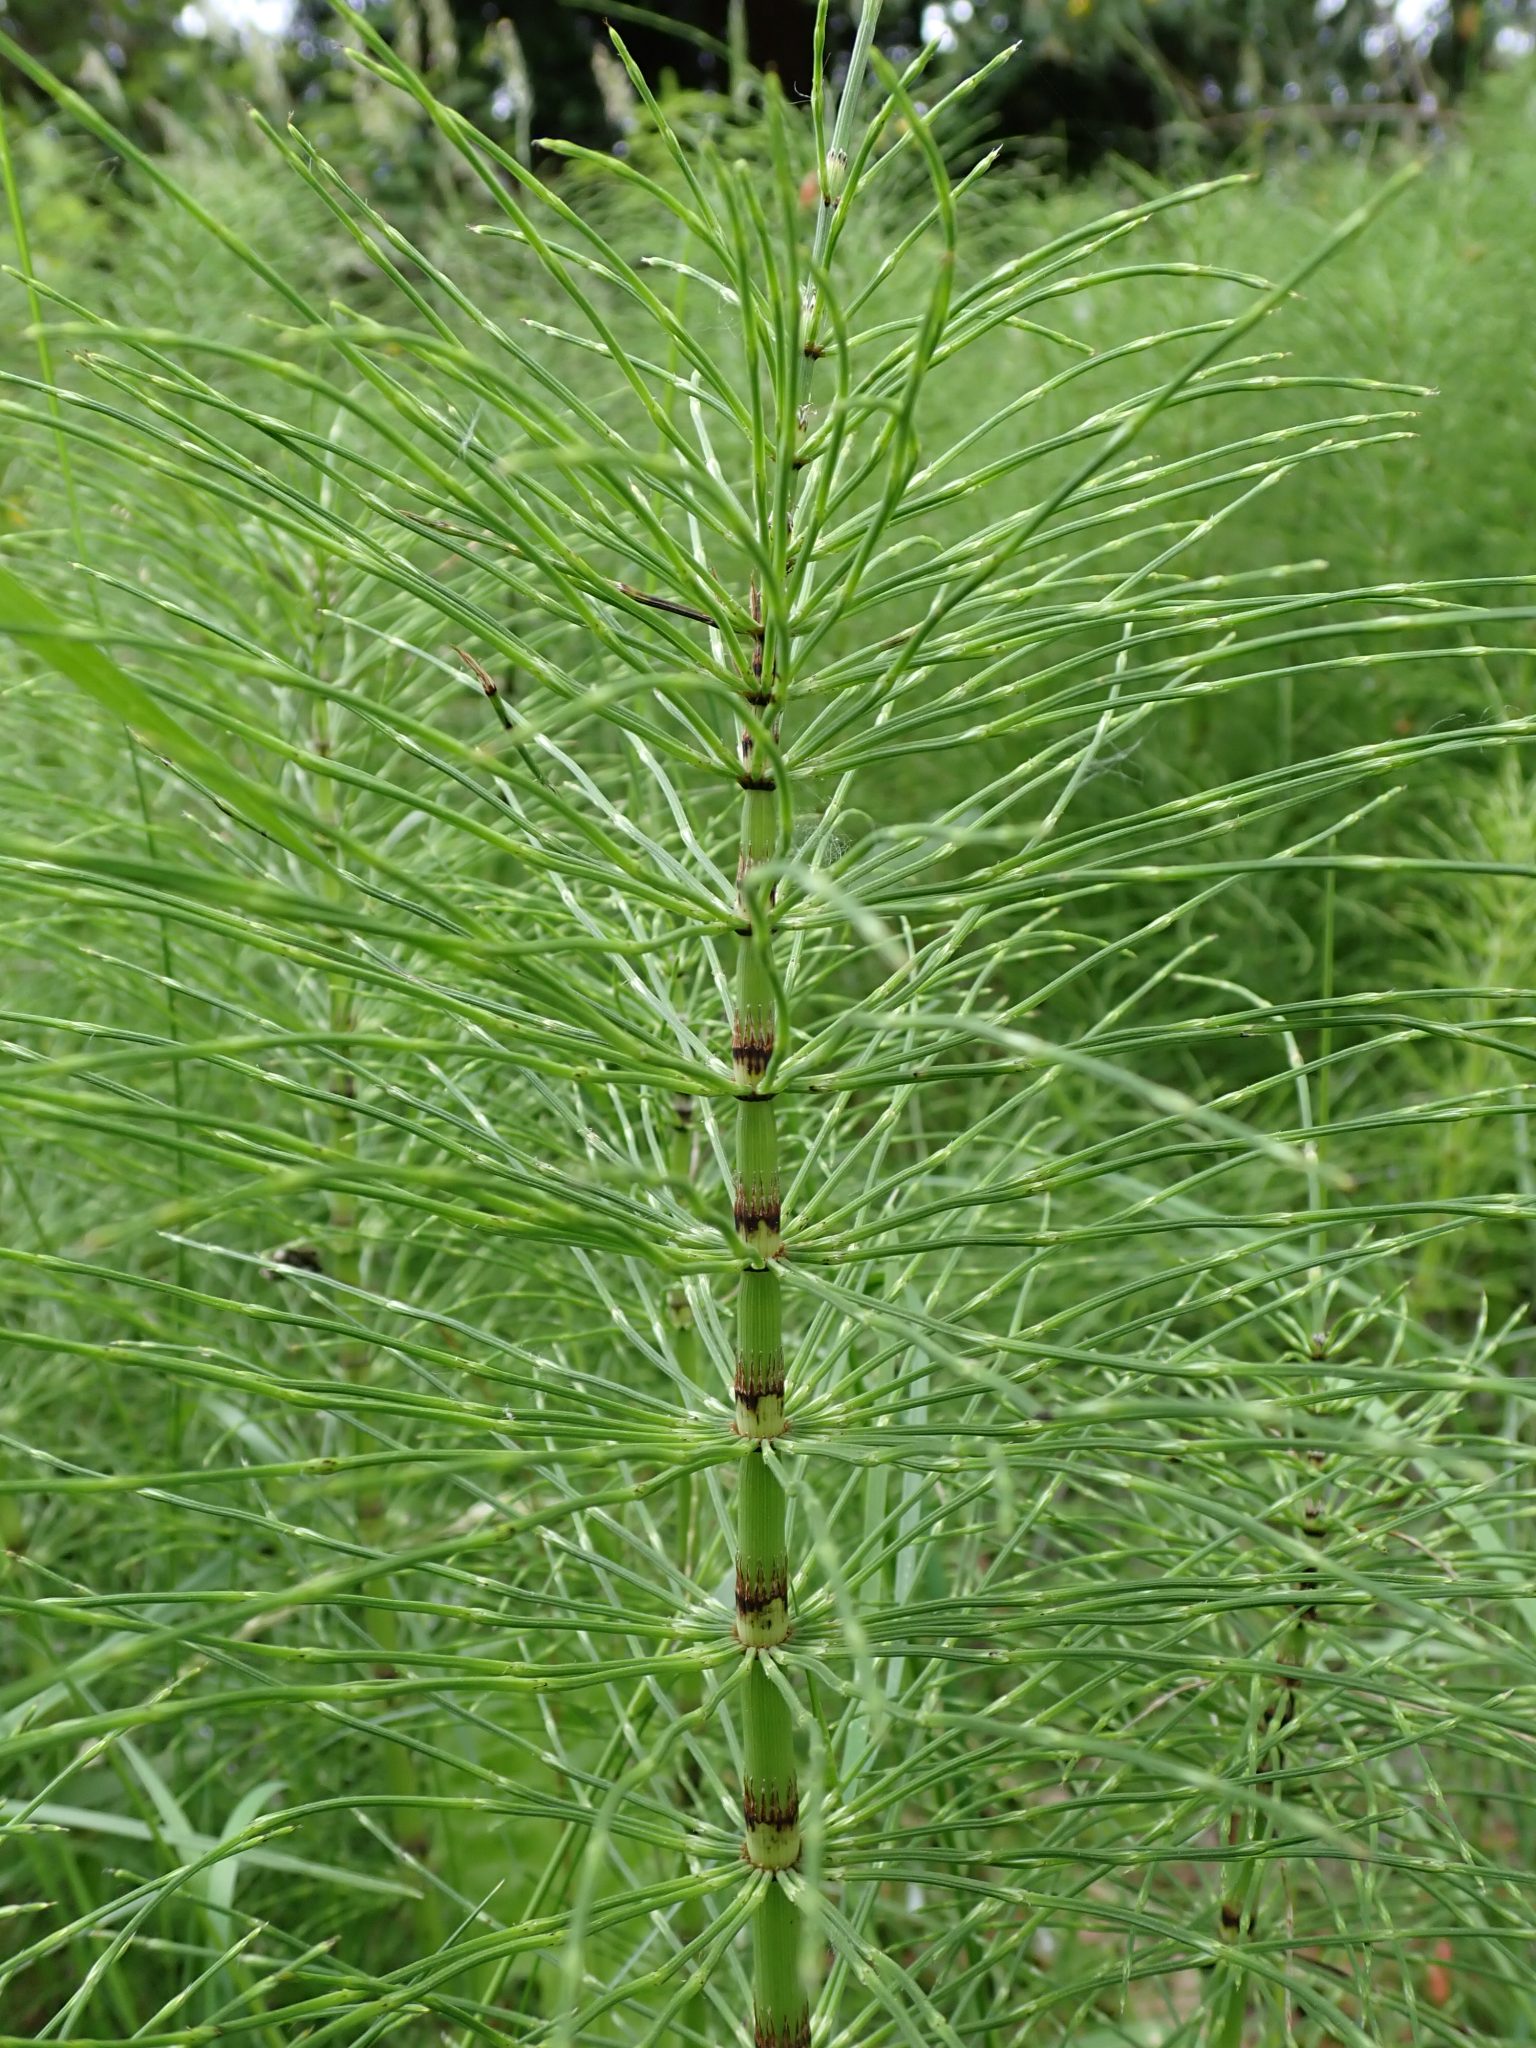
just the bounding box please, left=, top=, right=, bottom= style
left=735, top=1556, right=790, bottom=1646
left=736, top=1558, right=789, bottom=1618
left=756, top=2021, right=811, bottom=2048
left=734, top=1354, right=786, bottom=1406
left=742, top=1778, right=801, bottom=1868
left=734, top=1332, right=786, bottom=1441
left=734, top=1184, right=783, bottom=1241
left=733, top=1016, right=776, bottom=1080
left=742, top=1780, right=800, bottom=1833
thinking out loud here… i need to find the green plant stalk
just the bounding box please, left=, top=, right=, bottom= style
left=1216, top=1425, right=1326, bottom=2046
left=753, top=1879, right=805, bottom=2047
left=315, top=695, right=437, bottom=1911
left=723, top=16, right=894, bottom=2010
left=733, top=758, right=804, bottom=2040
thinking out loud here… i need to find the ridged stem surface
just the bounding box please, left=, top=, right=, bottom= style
left=733, top=715, right=804, bottom=2044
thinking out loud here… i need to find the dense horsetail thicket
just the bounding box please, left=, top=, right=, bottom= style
left=2, top=6, right=1536, bottom=2044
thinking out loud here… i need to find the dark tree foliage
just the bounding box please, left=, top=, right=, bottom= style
left=0, top=1, right=181, bottom=110
left=0, top=0, right=257, bottom=141
left=0, top=0, right=181, bottom=74
left=6, top=0, right=1520, bottom=173
left=288, top=1, right=1505, bottom=170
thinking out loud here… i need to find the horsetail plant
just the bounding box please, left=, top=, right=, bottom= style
left=4, top=5, right=1536, bottom=2044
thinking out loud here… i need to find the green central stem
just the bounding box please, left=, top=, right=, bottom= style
left=733, top=760, right=805, bottom=2041
left=723, top=12, right=892, bottom=2010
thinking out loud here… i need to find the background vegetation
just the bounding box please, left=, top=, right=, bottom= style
left=2, top=12, right=1536, bottom=2047
left=6, top=0, right=1535, bottom=169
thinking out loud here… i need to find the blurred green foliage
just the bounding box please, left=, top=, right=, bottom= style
left=3, top=0, right=1528, bottom=179
left=0, top=1, right=254, bottom=141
